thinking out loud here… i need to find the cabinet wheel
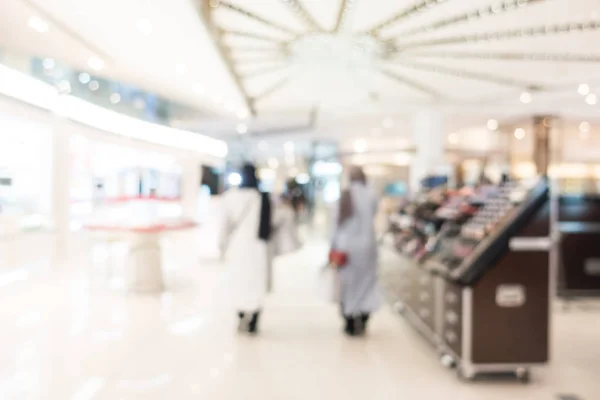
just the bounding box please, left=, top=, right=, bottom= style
left=440, top=354, right=456, bottom=369
left=393, top=301, right=405, bottom=314
left=515, top=368, right=530, bottom=383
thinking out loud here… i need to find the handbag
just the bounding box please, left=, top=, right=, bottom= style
left=328, top=249, right=348, bottom=268
left=317, top=264, right=341, bottom=303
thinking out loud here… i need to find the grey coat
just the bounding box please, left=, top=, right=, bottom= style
left=332, top=183, right=382, bottom=316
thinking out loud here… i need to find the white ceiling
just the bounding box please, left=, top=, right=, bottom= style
left=0, top=0, right=246, bottom=117
left=210, top=0, right=600, bottom=117
left=1, top=0, right=600, bottom=136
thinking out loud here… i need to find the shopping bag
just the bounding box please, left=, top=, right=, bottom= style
left=316, top=264, right=341, bottom=303
left=328, top=249, right=348, bottom=268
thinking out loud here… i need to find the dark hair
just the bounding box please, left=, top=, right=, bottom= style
left=349, top=165, right=367, bottom=184
left=240, top=163, right=259, bottom=189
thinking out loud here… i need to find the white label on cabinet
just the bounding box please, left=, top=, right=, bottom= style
left=495, top=284, right=526, bottom=308
left=509, top=237, right=551, bottom=251
left=584, top=259, right=600, bottom=276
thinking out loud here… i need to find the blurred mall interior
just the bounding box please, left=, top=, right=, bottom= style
left=1, top=0, right=600, bottom=399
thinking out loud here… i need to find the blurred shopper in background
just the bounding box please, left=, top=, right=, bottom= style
left=287, top=179, right=307, bottom=221
left=272, top=194, right=302, bottom=255
left=266, top=194, right=303, bottom=292
left=220, top=163, right=271, bottom=334
left=332, top=166, right=381, bottom=336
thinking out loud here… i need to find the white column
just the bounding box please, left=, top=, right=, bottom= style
left=410, top=109, right=445, bottom=191
left=51, top=116, right=71, bottom=264
left=181, top=157, right=201, bottom=221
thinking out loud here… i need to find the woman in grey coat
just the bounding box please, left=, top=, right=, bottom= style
left=332, top=166, right=382, bottom=336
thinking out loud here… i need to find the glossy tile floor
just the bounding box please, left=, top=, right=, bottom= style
left=0, top=232, right=599, bottom=399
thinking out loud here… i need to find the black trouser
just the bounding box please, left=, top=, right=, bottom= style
left=238, top=311, right=260, bottom=333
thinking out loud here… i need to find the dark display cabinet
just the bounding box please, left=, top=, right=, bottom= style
left=383, top=181, right=552, bottom=381
left=557, top=194, right=600, bottom=298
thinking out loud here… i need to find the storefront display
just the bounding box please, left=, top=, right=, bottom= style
left=382, top=179, right=551, bottom=381
left=69, top=135, right=184, bottom=228
left=0, top=116, right=52, bottom=234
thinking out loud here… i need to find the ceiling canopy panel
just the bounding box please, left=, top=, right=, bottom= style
left=206, top=0, right=600, bottom=117
left=384, top=63, right=521, bottom=102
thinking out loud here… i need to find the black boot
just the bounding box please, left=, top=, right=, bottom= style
left=248, top=311, right=260, bottom=334
left=361, top=313, right=370, bottom=335
left=344, top=315, right=365, bottom=336
left=353, top=316, right=365, bottom=336
left=237, top=312, right=248, bottom=333
left=344, top=316, right=354, bottom=336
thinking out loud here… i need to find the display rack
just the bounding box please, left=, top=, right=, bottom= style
left=383, top=180, right=552, bottom=381
left=556, top=192, right=600, bottom=299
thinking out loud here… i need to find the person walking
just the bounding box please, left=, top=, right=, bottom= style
left=331, top=166, right=381, bottom=336
left=271, top=194, right=302, bottom=256
left=220, top=164, right=272, bottom=334
left=266, top=194, right=302, bottom=292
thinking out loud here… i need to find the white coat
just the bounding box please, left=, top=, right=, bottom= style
left=332, top=182, right=382, bottom=316
left=220, top=188, right=269, bottom=312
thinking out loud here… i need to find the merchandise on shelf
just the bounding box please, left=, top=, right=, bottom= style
left=382, top=179, right=552, bottom=381
left=555, top=178, right=600, bottom=298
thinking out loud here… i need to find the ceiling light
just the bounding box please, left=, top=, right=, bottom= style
left=42, top=58, right=55, bottom=69
left=514, top=128, right=526, bottom=140
left=237, top=108, right=249, bottom=119
left=268, top=158, right=279, bottom=169
left=382, top=117, right=394, bottom=129
left=236, top=123, right=248, bottom=134
left=448, top=133, right=459, bottom=144
left=296, top=173, right=310, bottom=184
left=28, top=16, right=49, bottom=33
left=580, top=121, right=591, bottom=132
left=136, top=18, right=153, bottom=36
left=520, top=91, right=532, bottom=104
left=78, top=73, right=91, bottom=84
left=109, top=93, right=121, bottom=104
left=578, top=83, right=590, bottom=95
left=88, top=80, right=100, bottom=91
left=176, top=64, right=187, bottom=75
left=228, top=172, right=242, bottom=187
left=487, top=119, right=499, bottom=131
left=353, top=139, right=367, bottom=153
left=87, top=56, right=105, bottom=71
left=586, top=93, right=598, bottom=105
left=284, top=141, right=295, bottom=153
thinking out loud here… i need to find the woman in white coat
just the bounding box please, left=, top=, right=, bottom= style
left=331, top=166, right=381, bottom=336
left=220, top=164, right=271, bottom=334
